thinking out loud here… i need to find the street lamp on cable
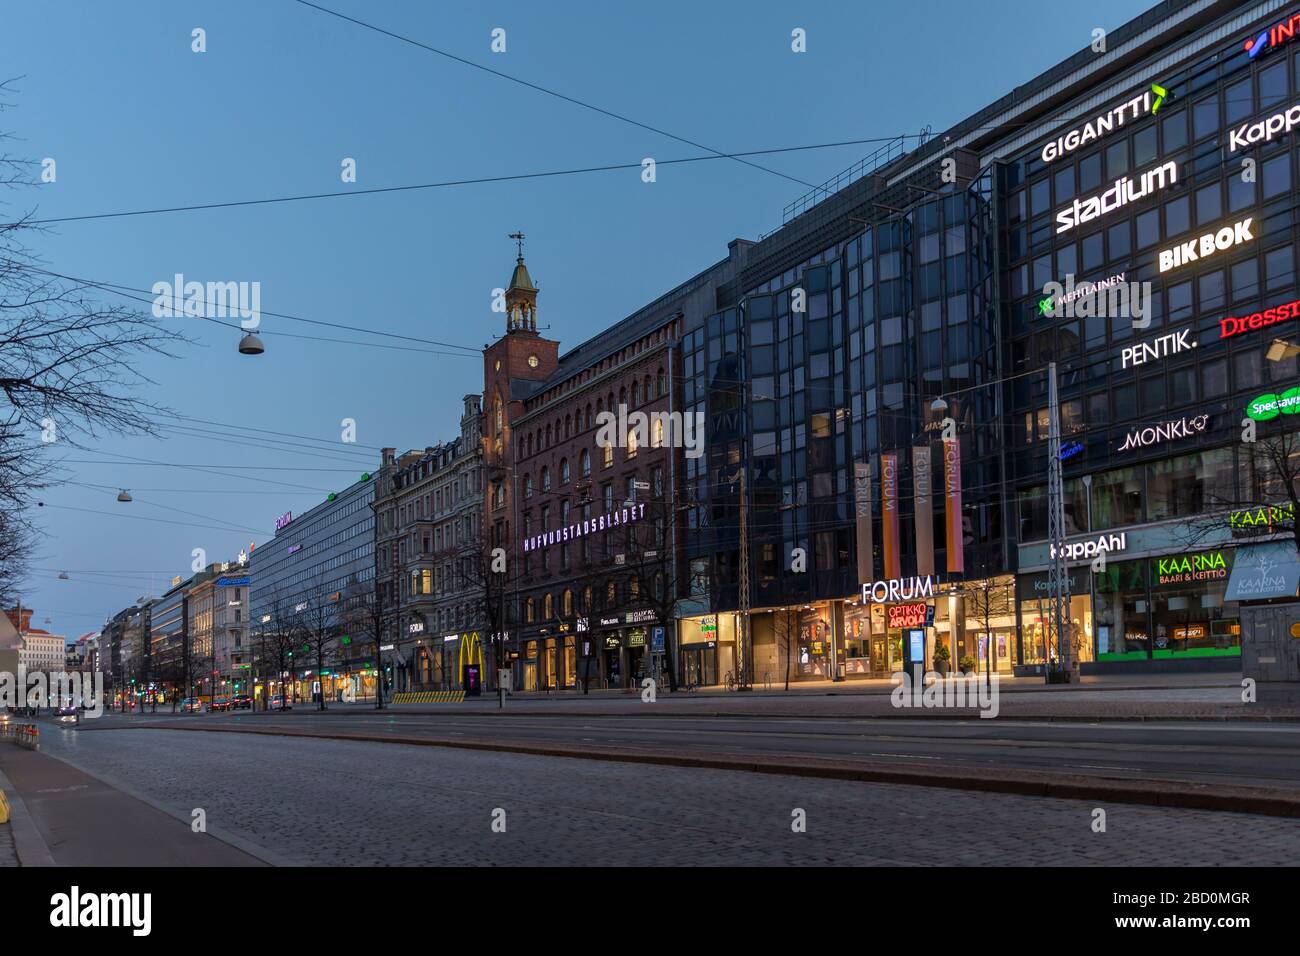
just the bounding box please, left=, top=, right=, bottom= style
left=1266, top=338, right=1300, bottom=362
left=238, top=332, right=265, bottom=355
left=116, top=489, right=132, bottom=502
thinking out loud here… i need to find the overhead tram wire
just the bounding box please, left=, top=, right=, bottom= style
left=3, top=137, right=910, bottom=229
left=155, top=422, right=378, bottom=467
left=6, top=261, right=482, bottom=357
left=168, top=414, right=388, bottom=454
left=291, top=0, right=815, bottom=190
left=52, top=450, right=334, bottom=493
left=63, top=480, right=268, bottom=536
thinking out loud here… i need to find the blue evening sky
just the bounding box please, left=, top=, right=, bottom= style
left=1, top=0, right=1145, bottom=638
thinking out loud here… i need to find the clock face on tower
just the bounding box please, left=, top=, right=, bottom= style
left=528, top=354, right=539, bottom=368
left=494, top=359, right=501, bottom=372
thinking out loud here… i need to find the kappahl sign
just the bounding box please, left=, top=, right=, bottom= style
left=1050, top=532, right=1128, bottom=563
left=861, top=575, right=939, bottom=604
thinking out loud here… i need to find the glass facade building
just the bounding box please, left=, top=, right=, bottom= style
left=679, top=0, right=1300, bottom=678
left=249, top=477, right=375, bottom=701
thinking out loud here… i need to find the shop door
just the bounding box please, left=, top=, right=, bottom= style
left=870, top=634, right=889, bottom=678
left=521, top=661, right=538, bottom=692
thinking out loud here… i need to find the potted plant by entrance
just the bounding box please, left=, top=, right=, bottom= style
left=958, top=654, right=977, bottom=675
left=933, top=640, right=951, bottom=676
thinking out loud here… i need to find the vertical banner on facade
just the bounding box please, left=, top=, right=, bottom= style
left=853, top=462, right=874, bottom=585
left=943, top=439, right=965, bottom=574
left=912, top=445, right=935, bottom=577
left=881, top=453, right=901, bottom=580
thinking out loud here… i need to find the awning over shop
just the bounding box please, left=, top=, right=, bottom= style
left=1224, top=541, right=1300, bottom=602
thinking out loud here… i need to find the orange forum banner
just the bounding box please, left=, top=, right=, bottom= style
left=881, top=453, right=901, bottom=580
left=943, top=439, right=964, bottom=574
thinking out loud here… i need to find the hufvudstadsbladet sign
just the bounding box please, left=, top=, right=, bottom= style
left=1246, top=388, right=1300, bottom=421
left=1049, top=532, right=1128, bottom=562
left=1055, top=161, right=1177, bottom=235
left=522, top=501, right=647, bottom=552
left=1040, top=86, right=1160, bottom=165
left=861, top=575, right=939, bottom=604
left=1117, top=414, right=1209, bottom=451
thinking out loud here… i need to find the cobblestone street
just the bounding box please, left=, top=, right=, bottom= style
left=35, top=727, right=1300, bottom=866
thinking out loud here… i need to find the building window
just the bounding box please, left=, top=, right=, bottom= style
left=542, top=467, right=551, bottom=492
left=563, top=589, right=573, bottom=616
left=544, top=593, right=554, bottom=619
left=627, top=427, right=638, bottom=458
left=525, top=597, right=535, bottom=623
left=580, top=448, right=591, bottom=477
left=523, top=473, right=533, bottom=498
left=561, top=458, right=570, bottom=484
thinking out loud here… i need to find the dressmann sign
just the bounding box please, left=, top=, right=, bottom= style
left=522, top=501, right=647, bottom=552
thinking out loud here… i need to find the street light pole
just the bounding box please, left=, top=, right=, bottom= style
left=1045, top=361, right=1072, bottom=682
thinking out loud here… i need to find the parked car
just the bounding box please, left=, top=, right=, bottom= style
left=181, top=697, right=204, bottom=713
left=267, top=694, right=292, bottom=710
left=231, top=695, right=253, bottom=710
left=210, top=697, right=233, bottom=712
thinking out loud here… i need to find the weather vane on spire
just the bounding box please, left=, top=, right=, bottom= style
left=509, top=231, right=525, bottom=259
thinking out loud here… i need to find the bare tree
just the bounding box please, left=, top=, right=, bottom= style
left=962, top=578, right=1015, bottom=691
left=291, top=579, right=340, bottom=711
left=620, top=489, right=681, bottom=692
left=773, top=606, right=798, bottom=691
left=0, top=79, right=182, bottom=598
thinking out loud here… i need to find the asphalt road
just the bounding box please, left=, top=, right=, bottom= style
left=80, top=708, right=1300, bottom=791
left=30, top=725, right=1300, bottom=866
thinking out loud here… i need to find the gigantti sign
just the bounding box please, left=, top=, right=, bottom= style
left=1040, top=85, right=1163, bottom=164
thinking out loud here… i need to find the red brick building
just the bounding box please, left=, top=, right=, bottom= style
left=482, top=241, right=748, bottom=690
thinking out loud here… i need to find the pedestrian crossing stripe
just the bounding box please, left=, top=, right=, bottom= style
left=391, top=691, right=466, bottom=704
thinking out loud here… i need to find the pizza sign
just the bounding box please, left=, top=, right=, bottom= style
left=888, top=603, right=929, bottom=628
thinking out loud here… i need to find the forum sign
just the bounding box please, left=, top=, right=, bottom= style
left=861, top=575, right=940, bottom=604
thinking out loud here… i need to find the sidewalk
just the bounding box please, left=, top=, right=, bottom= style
left=0, top=741, right=265, bottom=866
